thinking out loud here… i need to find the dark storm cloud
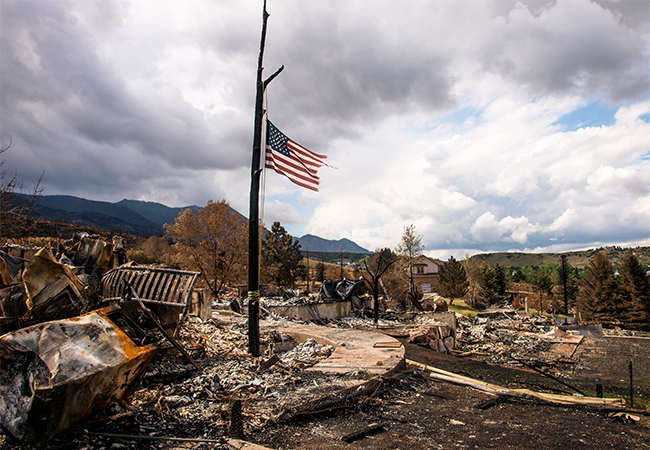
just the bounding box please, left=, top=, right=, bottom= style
left=261, top=3, right=456, bottom=144
left=1, top=0, right=249, bottom=199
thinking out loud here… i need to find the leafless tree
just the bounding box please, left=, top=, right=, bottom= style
left=361, top=248, right=399, bottom=323
left=0, top=141, right=44, bottom=240
left=396, top=224, right=424, bottom=310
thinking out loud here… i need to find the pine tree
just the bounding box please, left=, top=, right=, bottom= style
left=617, top=253, right=650, bottom=330
left=480, top=263, right=497, bottom=302
left=493, top=263, right=507, bottom=296
left=437, top=256, right=468, bottom=305
left=531, top=269, right=554, bottom=314
left=578, top=252, right=617, bottom=325
left=261, top=222, right=304, bottom=287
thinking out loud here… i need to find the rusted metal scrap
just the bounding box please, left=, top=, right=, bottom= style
left=0, top=250, right=27, bottom=288
left=125, top=283, right=201, bottom=370
left=58, top=232, right=125, bottom=276
left=102, top=266, right=200, bottom=329
left=23, top=247, right=86, bottom=313
left=0, top=305, right=156, bottom=446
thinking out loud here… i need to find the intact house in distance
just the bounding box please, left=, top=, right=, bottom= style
left=412, top=255, right=446, bottom=293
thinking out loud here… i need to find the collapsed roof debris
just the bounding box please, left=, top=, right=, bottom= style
left=0, top=233, right=127, bottom=334
left=318, top=279, right=366, bottom=302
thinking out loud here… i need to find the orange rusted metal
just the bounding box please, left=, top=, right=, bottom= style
left=0, top=305, right=156, bottom=446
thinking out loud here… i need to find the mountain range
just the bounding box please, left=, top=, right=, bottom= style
left=297, top=234, right=370, bottom=253
left=20, top=194, right=370, bottom=253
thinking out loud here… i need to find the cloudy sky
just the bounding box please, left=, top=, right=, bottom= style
left=1, top=0, right=649, bottom=258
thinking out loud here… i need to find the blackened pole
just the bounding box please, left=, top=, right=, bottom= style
left=248, top=0, right=283, bottom=357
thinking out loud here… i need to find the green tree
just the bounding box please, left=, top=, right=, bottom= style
left=519, top=266, right=537, bottom=283
left=531, top=269, right=554, bottom=313
left=493, top=263, right=507, bottom=296
left=261, top=222, right=303, bottom=287
left=361, top=248, right=399, bottom=323
left=578, top=252, right=617, bottom=324
left=164, top=199, right=247, bottom=298
left=617, top=253, right=649, bottom=330
left=396, top=224, right=424, bottom=309
left=315, top=261, right=326, bottom=282
left=436, top=256, right=468, bottom=305
left=479, top=263, right=497, bottom=302
left=511, top=267, right=525, bottom=283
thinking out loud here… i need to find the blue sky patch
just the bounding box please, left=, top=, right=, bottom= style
left=636, top=151, right=650, bottom=163
left=639, top=113, right=650, bottom=124
left=440, top=105, right=484, bottom=128
left=554, top=100, right=618, bottom=131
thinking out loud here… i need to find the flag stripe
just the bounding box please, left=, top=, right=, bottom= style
left=267, top=145, right=321, bottom=179
left=265, top=120, right=326, bottom=192
left=287, top=141, right=326, bottom=167
left=265, top=147, right=320, bottom=191
left=265, top=149, right=318, bottom=180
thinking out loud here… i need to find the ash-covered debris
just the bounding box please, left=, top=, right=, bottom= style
left=0, top=309, right=368, bottom=449
left=0, top=233, right=126, bottom=334
left=2, top=236, right=644, bottom=449
left=449, top=311, right=592, bottom=373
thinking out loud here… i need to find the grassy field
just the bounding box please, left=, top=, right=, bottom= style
left=441, top=299, right=479, bottom=317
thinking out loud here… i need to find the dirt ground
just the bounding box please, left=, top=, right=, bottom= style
left=251, top=341, right=649, bottom=450
left=1, top=321, right=648, bottom=450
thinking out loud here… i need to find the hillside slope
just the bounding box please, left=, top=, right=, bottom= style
left=473, top=247, right=650, bottom=269
left=117, top=199, right=201, bottom=227
left=30, top=195, right=163, bottom=236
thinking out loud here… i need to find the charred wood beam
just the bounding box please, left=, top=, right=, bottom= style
left=510, top=355, right=587, bottom=397
left=341, top=423, right=387, bottom=443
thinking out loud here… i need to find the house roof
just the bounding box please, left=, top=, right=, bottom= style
left=415, top=255, right=446, bottom=266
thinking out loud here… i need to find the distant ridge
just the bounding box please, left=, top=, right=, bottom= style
left=23, top=195, right=210, bottom=237
left=117, top=199, right=201, bottom=227
left=31, top=195, right=164, bottom=236
left=20, top=195, right=368, bottom=253
left=297, top=234, right=370, bottom=254
left=473, top=247, right=650, bottom=269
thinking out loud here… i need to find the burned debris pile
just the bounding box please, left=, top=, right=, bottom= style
left=1, top=234, right=646, bottom=449
left=0, top=306, right=157, bottom=447
left=0, top=234, right=213, bottom=447
left=1, top=233, right=127, bottom=333
left=0, top=237, right=391, bottom=448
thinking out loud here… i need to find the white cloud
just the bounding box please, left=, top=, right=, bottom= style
left=470, top=212, right=538, bottom=244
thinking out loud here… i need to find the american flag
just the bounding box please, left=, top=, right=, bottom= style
left=265, top=120, right=327, bottom=192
